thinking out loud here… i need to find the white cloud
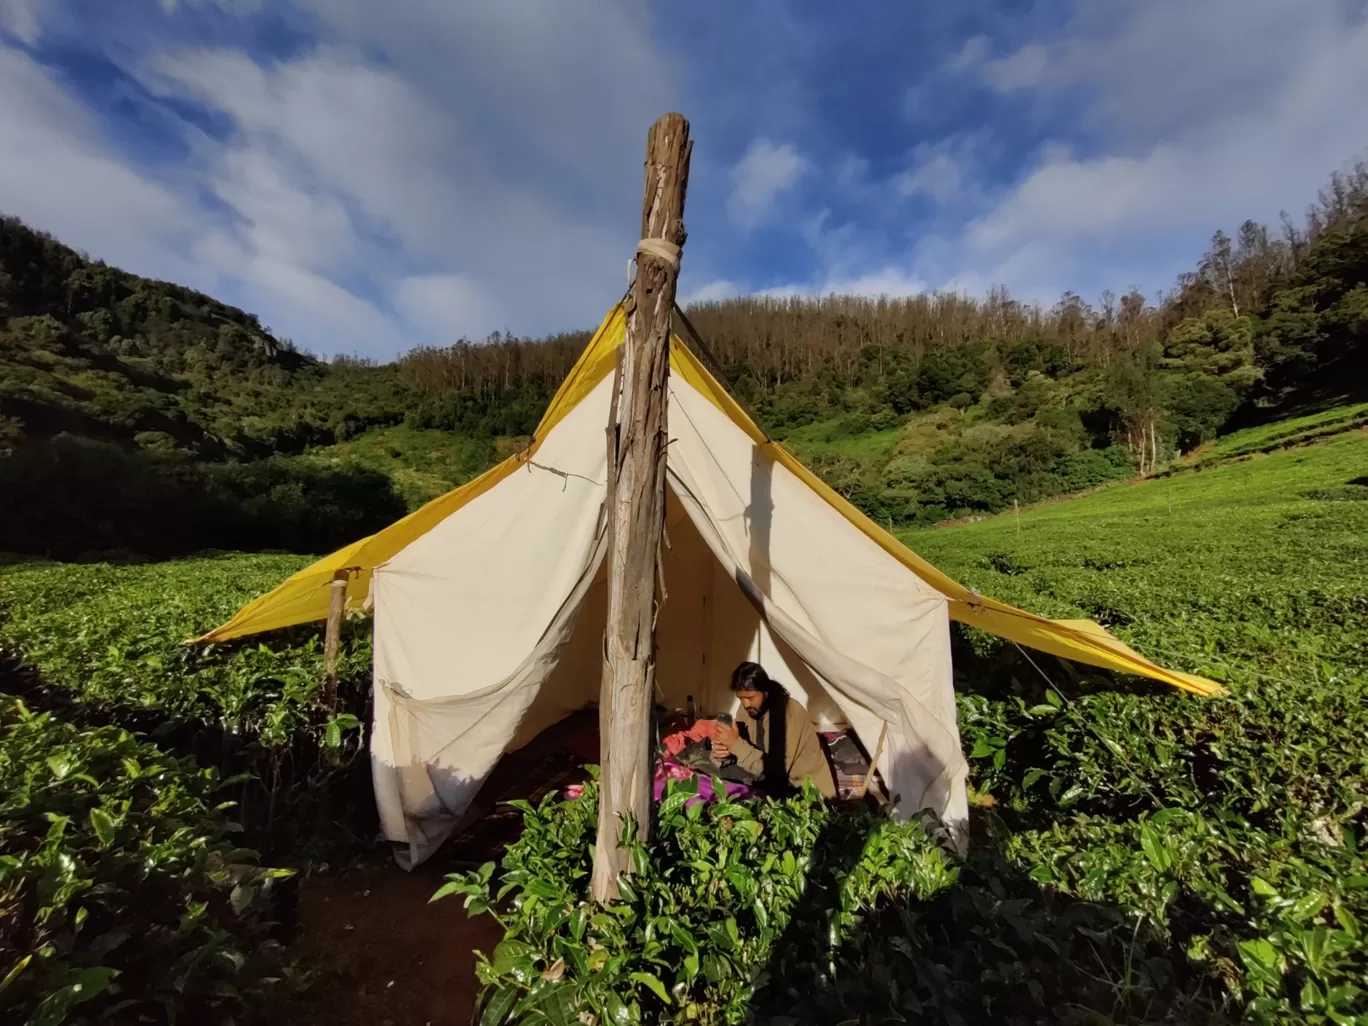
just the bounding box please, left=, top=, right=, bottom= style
left=727, top=138, right=808, bottom=230
left=754, top=266, right=930, bottom=302
left=919, top=0, right=1368, bottom=301
left=950, top=35, right=990, bottom=71
left=894, top=132, right=991, bottom=205
left=679, top=279, right=742, bottom=306
left=0, top=46, right=189, bottom=275
left=192, top=227, right=402, bottom=355
left=394, top=272, right=502, bottom=342
left=835, top=154, right=870, bottom=191
left=1, top=0, right=679, bottom=359
left=961, top=0, right=1351, bottom=145
left=0, top=0, right=43, bottom=43
left=978, top=43, right=1050, bottom=93
left=133, top=13, right=678, bottom=350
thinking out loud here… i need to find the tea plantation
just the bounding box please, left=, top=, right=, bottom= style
left=2, top=424, right=1366, bottom=1024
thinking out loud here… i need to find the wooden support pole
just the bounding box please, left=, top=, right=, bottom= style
left=322, top=568, right=350, bottom=706
left=592, top=112, right=692, bottom=902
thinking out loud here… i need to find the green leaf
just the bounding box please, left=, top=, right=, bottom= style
left=1059, top=784, right=1086, bottom=806
left=631, top=843, right=650, bottom=878
left=492, top=939, right=538, bottom=975
left=479, top=986, right=519, bottom=1026
left=605, top=990, right=632, bottom=1026
left=1237, top=938, right=1283, bottom=985
left=324, top=720, right=342, bottom=748
left=0, top=954, right=32, bottom=995
left=88, top=807, right=117, bottom=848
left=1138, top=824, right=1172, bottom=874
left=629, top=971, right=671, bottom=1004
left=1334, top=906, right=1360, bottom=939
left=46, top=754, right=72, bottom=780
left=753, top=898, right=769, bottom=931
left=30, top=965, right=118, bottom=1026
left=1301, top=979, right=1324, bottom=1013
left=64, top=965, right=117, bottom=1005
left=709, top=802, right=752, bottom=820
left=1250, top=876, right=1278, bottom=898
left=430, top=879, right=469, bottom=903
left=230, top=883, right=257, bottom=915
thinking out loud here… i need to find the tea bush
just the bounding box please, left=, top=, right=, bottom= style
left=0, top=556, right=376, bottom=859
left=0, top=701, right=297, bottom=1025
left=435, top=776, right=959, bottom=1026
left=0, top=555, right=371, bottom=747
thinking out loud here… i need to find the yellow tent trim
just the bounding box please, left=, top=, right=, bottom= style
left=193, top=304, right=626, bottom=644
left=194, top=303, right=1225, bottom=697
left=671, top=341, right=1223, bottom=696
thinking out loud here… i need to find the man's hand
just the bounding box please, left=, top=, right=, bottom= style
left=711, top=720, right=740, bottom=761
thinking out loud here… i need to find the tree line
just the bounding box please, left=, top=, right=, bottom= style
left=395, top=160, right=1367, bottom=466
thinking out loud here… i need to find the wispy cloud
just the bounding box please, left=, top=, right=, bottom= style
left=893, top=132, right=993, bottom=205
left=727, top=139, right=809, bottom=231
left=1, top=0, right=676, bottom=357
left=2, top=0, right=1365, bottom=353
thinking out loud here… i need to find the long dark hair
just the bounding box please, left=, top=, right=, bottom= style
left=730, top=662, right=789, bottom=797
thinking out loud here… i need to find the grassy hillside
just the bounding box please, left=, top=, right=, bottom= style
left=1176, top=400, right=1368, bottom=468
left=305, top=426, right=530, bottom=510
left=907, top=428, right=1368, bottom=682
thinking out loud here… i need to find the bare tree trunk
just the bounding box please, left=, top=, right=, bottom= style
left=591, top=113, right=692, bottom=903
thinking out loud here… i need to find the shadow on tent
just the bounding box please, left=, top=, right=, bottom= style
left=437, top=708, right=599, bottom=867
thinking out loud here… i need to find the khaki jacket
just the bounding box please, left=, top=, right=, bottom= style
left=727, top=696, right=836, bottom=799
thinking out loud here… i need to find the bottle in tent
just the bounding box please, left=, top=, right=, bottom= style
left=685, top=694, right=696, bottom=720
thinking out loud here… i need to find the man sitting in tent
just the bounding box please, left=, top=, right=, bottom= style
left=710, top=661, right=837, bottom=799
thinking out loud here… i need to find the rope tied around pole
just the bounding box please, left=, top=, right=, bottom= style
left=628, top=238, right=683, bottom=285
left=636, top=238, right=681, bottom=270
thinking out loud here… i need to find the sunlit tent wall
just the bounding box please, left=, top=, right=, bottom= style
left=198, top=304, right=1223, bottom=870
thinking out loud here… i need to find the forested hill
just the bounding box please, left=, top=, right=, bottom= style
left=0, top=216, right=412, bottom=458
left=2, top=159, right=1365, bottom=559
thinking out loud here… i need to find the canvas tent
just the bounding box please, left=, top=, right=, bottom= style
left=197, top=302, right=1223, bottom=869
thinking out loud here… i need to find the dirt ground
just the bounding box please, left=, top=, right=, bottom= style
left=284, top=711, right=600, bottom=1024
left=290, top=860, right=503, bottom=1026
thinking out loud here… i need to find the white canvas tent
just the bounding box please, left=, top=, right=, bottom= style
left=198, top=303, right=1222, bottom=870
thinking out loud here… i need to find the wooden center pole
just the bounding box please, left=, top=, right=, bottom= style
left=591, top=113, right=692, bottom=902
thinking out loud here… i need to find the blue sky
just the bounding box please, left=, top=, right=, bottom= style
left=2, top=0, right=1366, bottom=359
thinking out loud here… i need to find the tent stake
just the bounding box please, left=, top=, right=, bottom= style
left=322, top=568, right=350, bottom=707
left=592, top=112, right=692, bottom=902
